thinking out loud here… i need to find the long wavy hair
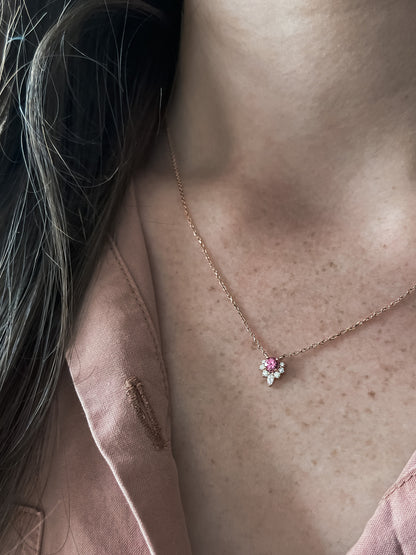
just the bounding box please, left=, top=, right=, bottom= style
left=0, top=0, right=182, bottom=542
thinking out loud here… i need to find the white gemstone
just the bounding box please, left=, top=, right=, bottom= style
left=279, top=368, right=285, bottom=374
left=267, top=374, right=275, bottom=386
left=262, top=369, right=269, bottom=377
left=274, top=371, right=281, bottom=378
left=279, top=361, right=285, bottom=367
left=259, top=364, right=266, bottom=370
left=262, top=360, right=266, bottom=364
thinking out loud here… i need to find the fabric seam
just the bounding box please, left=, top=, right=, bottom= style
left=381, top=468, right=416, bottom=501
left=107, top=236, right=170, bottom=399
left=6, top=505, right=44, bottom=555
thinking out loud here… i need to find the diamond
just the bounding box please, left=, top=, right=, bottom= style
left=267, top=374, right=275, bottom=386
left=262, top=369, right=269, bottom=377
left=274, top=371, right=281, bottom=378
left=259, top=364, right=266, bottom=370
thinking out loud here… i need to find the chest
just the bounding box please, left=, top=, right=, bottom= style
left=145, top=249, right=416, bottom=554
left=136, top=184, right=416, bottom=554
left=164, top=296, right=415, bottom=555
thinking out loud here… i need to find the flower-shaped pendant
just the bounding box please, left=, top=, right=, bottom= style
left=259, top=357, right=286, bottom=386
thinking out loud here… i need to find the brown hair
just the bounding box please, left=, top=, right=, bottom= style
left=0, top=0, right=182, bottom=541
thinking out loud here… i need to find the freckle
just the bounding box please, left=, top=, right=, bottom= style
left=209, top=286, right=216, bottom=292
left=322, top=267, right=327, bottom=272
left=368, top=390, right=376, bottom=399
left=315, top=269, right=320, bottom=275
left=268, top=488, right=274, bottom=494
left=400, top=347, right=407, bottom=352
left=331, top=448, right=338, bottom=457
left=341, top=392, right=346, bottom=396
left=319, top=371, right=327, bottom=379
left=285, top=407, right=292, bottom=416
left=364, top=374, right=369, bottom=379
left=365, top=439, right=373, bottom=446
left=383, top=244, right=387, bottom=249
left=301, top=421, right=309, bottom=428
left=318, top=398, right=325, bottom=405
left=210, top=458, right=216, bottom=465
left=312, top=459, right=317, bottom=465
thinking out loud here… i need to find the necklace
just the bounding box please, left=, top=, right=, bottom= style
left=165, top=123, right=416, bottom=387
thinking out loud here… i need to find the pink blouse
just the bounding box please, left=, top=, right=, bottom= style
left=3, top=183, right=416, bottom=554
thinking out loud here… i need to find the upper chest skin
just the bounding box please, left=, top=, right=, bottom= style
left=135, top=177, right=416, bottom=555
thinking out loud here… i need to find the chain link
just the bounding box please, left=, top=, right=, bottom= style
left=166, top=124, right=416, bottom=360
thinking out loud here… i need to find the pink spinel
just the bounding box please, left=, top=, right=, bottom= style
left=266, top=357, right=277, bottom=371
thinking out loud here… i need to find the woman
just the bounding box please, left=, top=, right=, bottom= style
left=1, top=1, right=416, bottom=553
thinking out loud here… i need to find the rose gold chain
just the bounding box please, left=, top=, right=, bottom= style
left=166, top=124, right=416, bottom=360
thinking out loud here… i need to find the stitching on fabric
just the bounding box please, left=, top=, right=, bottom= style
left=107, top=237, right=169, bottom=398
left=16, top=506, right=40, bottom=517
left=8, top=505, right=44, bottom=554
left=125, top=376, right=167, bottom=450
left=382, top=469, right=416, bottom=500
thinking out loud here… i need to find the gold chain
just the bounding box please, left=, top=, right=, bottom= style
left=166, top=123, right=416, bottom=361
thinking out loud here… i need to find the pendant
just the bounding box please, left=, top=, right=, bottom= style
left=259, top=357, right=286, bottom=386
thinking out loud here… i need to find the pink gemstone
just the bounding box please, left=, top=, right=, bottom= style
left=266, top=357, right=277, bottom=371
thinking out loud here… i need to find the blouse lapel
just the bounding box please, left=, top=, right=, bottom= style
left=65, top=183, right=191, bottom=554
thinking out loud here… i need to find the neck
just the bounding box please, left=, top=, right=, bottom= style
left=146, top=1, right=416, bottom=239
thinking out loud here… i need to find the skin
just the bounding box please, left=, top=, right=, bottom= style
left=135, top=2, right=416, bottom=553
